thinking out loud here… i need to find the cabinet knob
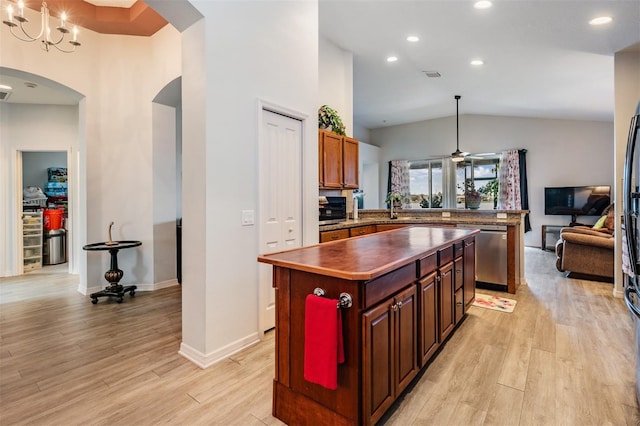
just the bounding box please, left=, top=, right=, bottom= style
left=288, top=228, right=293, bottom=233
left=392, top=303, right=398, bottom=311
left=397, top=301, right=403, bottom=308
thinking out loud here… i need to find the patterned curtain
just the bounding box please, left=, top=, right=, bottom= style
left=498, top=150, right=521, bottom=210
left=388, top=160, right=411, bottom=207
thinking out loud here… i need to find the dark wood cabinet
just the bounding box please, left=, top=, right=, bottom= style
left=320, top=229, right=350, bottom=243
left=363, top=284, right=417, bottom=425
left=418, top=271, right=438, bottom=366
left=259, top=227, right=479, bottom=426
left=464, top=238, right=476, bottom=309
left=319, top=129, right=359, bottom=189
left=342, top=136, right=359, bottom=189
left=438, top=260, right=454, bottom=342
left=349, top=225, right=376, bottom=237
left=319, top=130, right=343, bottom=189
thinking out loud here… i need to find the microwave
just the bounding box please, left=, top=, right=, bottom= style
left=319, top=196, right=347, bottom=223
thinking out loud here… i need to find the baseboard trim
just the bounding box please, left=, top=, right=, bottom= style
left=179, top=333, right=260, bottom=369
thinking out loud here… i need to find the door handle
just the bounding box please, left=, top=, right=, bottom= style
left=624, top=285, right=640, bottom=319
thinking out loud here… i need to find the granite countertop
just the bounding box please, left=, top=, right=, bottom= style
left=319, top=210, right=527, bottom=231
left=258, top=226, right=479, bottom=280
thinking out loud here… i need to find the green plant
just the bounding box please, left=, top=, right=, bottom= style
left=385, top=191, right=405, bottom=204
left=318, top=105, right=346, bottom=136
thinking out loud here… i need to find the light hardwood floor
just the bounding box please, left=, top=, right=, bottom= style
left=1, top=249, right=638, bottom=425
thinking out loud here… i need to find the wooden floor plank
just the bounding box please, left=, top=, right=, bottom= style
left=1, top=248, right=638, bottom=425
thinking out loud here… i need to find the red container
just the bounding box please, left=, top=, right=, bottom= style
left=44, top=209, right=63, bottom=230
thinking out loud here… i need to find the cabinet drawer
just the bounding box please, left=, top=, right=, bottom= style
left=418, top=253, right=437, bottom=278
left=349, top=225, right=376, bottom=237
left=364, top=263, right=416, bottom=309
left=319, top=229, right=349, bottom=243
left=454, top=242, right=464, bottom=259
left=438, top=246, right=454, bottom=266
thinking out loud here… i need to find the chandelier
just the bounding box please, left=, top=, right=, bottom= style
left=2, top=1, right=81, bottom=53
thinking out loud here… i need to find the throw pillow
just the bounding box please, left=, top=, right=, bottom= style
left=604, top=207, right=615, bottom=230
left=593, top=215, right=607, bottom=229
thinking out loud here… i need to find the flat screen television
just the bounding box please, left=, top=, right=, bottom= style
left=544, top=186, right=611, bottom=222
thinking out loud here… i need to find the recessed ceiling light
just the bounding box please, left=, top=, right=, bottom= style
left=406, top=35, right=419, bottom=42
left=387, top=56, right=398, bottom=63
left=474, top=1, right=493, bottom=9
left=470, top=59, right=484, bottom=66
left=589, top=16, right=613, bottom=25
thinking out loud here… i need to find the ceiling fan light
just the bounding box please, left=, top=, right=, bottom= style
left=451, top=149, right=466, bottom=162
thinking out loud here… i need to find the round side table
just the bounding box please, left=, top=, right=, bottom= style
left=83, top=240, right=142, bottom=304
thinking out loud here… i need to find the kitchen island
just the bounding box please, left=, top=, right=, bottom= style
left=258, top=226, right=478, bottom=426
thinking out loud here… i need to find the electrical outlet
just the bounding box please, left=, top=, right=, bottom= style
left=496, top=212, right=507, bottom=219
left=442, top=211, right=451, bottom=218
left=242, top=210, right=255, bottom=226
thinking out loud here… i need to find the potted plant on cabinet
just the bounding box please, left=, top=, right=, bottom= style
left=385, top=191, right=405, bottom=209
left=318, top=105, right=346, bottom=136
left=462, top=179, right=481, bottom=209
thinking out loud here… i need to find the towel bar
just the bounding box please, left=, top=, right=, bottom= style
left=313, top=287, right=353, bottom=309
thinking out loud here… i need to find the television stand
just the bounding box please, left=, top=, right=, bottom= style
left=541, top=224, right=564, bottom=251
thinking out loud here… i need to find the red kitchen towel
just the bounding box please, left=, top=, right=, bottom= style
left=303, top=294, right=345, bottom=390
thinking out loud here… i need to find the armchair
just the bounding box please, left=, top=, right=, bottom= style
left=555, top=225, right=614, bottom=282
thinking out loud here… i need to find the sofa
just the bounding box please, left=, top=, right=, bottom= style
left=555, top=205, right=615, bottom=282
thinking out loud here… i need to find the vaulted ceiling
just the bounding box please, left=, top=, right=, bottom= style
left=22, top=0, right=167, bottom=36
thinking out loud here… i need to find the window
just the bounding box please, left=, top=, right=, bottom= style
left=456, top=157, right=500, bottom=209
left=409, top=160, right=443, bottom=208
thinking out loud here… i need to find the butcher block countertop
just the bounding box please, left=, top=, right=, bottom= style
left=258, top=226, right=479, bottom=281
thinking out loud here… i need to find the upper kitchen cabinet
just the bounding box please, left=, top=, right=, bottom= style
left=318, top=129, right=359, bottom=189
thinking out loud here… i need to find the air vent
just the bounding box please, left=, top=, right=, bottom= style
left=0, top=91, right=11, bottom=101
left=423, top=70, right=441, bottom=78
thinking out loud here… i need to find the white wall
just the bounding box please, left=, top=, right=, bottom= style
left=0, top=11, right=182, bottom=292
left=319, top=37, right=353, bottom=136
left=614, top=48, right=640, bottom=295
left=152, top=103, right=177, bottom=285
left=23, top=151, right=68, bottom=190
left=359, top=142, right=380, bottom=209
left=371, top=114, right=614, bottom=247
left=176, top=1, right=319, bottom=366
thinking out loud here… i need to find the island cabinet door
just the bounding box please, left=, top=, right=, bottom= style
left=395, top=285, right=418, bottom=395
left=418, top=271, right=439, bottom=366
left=362, top=285, right=418, bottom=425
left=363, top=299, right=395, bottom=425
left=438, top=261, right=455, bottom=342
left=463, top=238, right=476, bottom=309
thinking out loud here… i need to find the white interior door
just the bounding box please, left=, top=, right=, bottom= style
left=259, top=109, right=302, bottom=333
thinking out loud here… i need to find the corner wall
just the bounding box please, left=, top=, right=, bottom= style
left=178, top=1, right=319, bottom=365
left=614, top=47, right=640, bottom=296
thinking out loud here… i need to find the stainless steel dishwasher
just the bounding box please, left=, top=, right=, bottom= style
left=457, top=224, right=508, bottom=289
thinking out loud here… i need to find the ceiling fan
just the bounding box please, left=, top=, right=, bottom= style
left=451, top=95, right=469, bottom=162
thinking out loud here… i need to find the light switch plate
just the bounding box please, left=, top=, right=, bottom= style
left=496, top=212, right=507, bottom=219
left=442, top=211, right=451, bottom=218
left=242, top=210, right=255, bottom=226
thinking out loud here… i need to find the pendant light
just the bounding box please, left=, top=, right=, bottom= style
left=451, top=95, right=468, bottom=162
